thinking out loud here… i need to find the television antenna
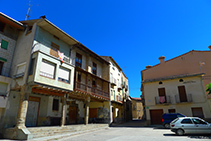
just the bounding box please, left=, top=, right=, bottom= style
left=25, top=0, right=31, bottom=20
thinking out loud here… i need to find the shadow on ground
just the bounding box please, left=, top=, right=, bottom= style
left=110, top=119, right=165, bottom=129
left=163, top=133, right=211, bottom=139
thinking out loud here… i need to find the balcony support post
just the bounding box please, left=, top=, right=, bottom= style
left=84, top=96, right=90, bottom=125
left=61, top=94, right=67, bottom=126
left=14, top=85, right=32, bottom=140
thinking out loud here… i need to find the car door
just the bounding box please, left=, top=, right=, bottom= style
left=192, top=118, right=211, bottom=134
left=180, top=118, right=196, bottom=134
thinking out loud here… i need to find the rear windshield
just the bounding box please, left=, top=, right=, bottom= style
left=171, top=118, right=179, bottom=123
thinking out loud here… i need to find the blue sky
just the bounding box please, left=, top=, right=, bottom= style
left=2, top=0, right=211, bottom=97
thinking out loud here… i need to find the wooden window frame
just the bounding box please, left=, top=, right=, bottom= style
left=50, top=42, right=59, bottom=58
left=92, top=62, right=97, bottom=75
left=76, top=53, right=82, bottom=68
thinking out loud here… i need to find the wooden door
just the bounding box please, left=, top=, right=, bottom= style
left=178, top=86, right=187, bottom=102
left=69, top=106, right=77, bottom=124
left=150, top=109, right=163, bottom=125
left=26, top=97, right=40, bottom=127
left=89, top=108, right=98, bottom=118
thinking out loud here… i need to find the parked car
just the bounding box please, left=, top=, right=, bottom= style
left=162, top=113, right=185, bottom=128
left=170, top=117, right=211, bottom=135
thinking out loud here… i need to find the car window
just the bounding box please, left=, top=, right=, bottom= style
left=177, top=115, right=185, bottom=117
left=192, top=118, right=207, bottom=124
left=172, top=118, right=179, bottom=123
left=181, top=118, right=193, bottom=124
left=169, top=115, right=175, bottom=119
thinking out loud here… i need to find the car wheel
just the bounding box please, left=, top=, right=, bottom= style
left=164, top=123, right=170, bottom=128
left=176, top=129, right=184, bottom=136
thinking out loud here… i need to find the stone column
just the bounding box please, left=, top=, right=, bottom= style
left=61, top=94, right=67, bottom=126
left=84, top=97, right=90, bottom=125
left=14, top=85, right=32, bottom=140
left=16, top=85, right=30, bottom=129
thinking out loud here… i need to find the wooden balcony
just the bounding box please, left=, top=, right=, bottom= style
left=75, top=81, right=109, bottom=100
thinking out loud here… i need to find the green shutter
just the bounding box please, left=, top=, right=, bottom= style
left=0, top=57, right=7, bottom=62
left=1, top=40, right=8, bottom=50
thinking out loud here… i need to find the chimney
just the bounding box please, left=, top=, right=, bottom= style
left=208, top=45, right=211, bottom=51
left=159, top=56, right=165, bottom=64
left=146, top=65, right=152, bottom=69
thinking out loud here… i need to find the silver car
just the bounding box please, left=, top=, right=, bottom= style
left=170, top=117, right=211, bottom=135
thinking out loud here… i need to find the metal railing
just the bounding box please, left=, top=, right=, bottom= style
left=110, top=77, right=116, bottom=85
left=175, top=94, right=192, bottom=103
left=75, top=82, right=109, bottom=99
left=155, top=95, right=171, bottom=104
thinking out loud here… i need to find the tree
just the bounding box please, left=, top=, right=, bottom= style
left=206, top=83, right=211, bottom=94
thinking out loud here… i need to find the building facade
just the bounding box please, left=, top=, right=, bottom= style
left=101, top=56, right=131, bottom=123
left=0, top=12, right=24, bottom=129
left=141, top=48, right=211, bottom=125
left=2, top=16, right=111, bottom=139
left=131, top=98, right=143, bottom=119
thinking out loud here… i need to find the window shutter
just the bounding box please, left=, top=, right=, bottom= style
left=40, top=60, right=55, bottom=79
left=1, top=40, right=8, bottom=50
left=58, top=67, right=70, bottom=81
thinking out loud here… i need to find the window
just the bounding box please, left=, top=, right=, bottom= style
left=58, top=67, right=70, bottom=83
left=192, top=118, right=207, bottom=124
left=0, top=22, right=5, bottom=32
left=75, top=53, right=82, bottom=68
left=1, top=40, right=8, bottom=50
left=16, top=63, right=26, bottom=77
left=179, top=79, right=184, bottom=82
left=50, top=42, right=59, bottom=58
left=78, top=73, right=81, bottom=82
left=29, top=58, right=35, bottom=75
left=92, top=80, right=96, bottom=87
left=92, top=62, right=97, bottom=75
left=52, top=99, right=59, bottom=111
left=40, top=60, right=56, bottom=79
left=181, top=118, right=193, bottom=124
left=0, top=61, right=3, bottom=75
left=168, top=109, right=175, bottom=113
left=192, top=107, right=204, bottom=118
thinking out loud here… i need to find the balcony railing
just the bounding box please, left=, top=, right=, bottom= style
left=115, top=95, right=123, bottom=102
left=75, top=82, right=109, bottom=99
left=125, top=85, right=128, bottom=91
left=117, top=83, right=122, bottom=90
left=175, top=94, right=192, bottom=103
left=155, top=95, right=171, bottom=104
left=110, top=77, right=116, bottom=86
left=0, top=67, right=10, bottom=77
